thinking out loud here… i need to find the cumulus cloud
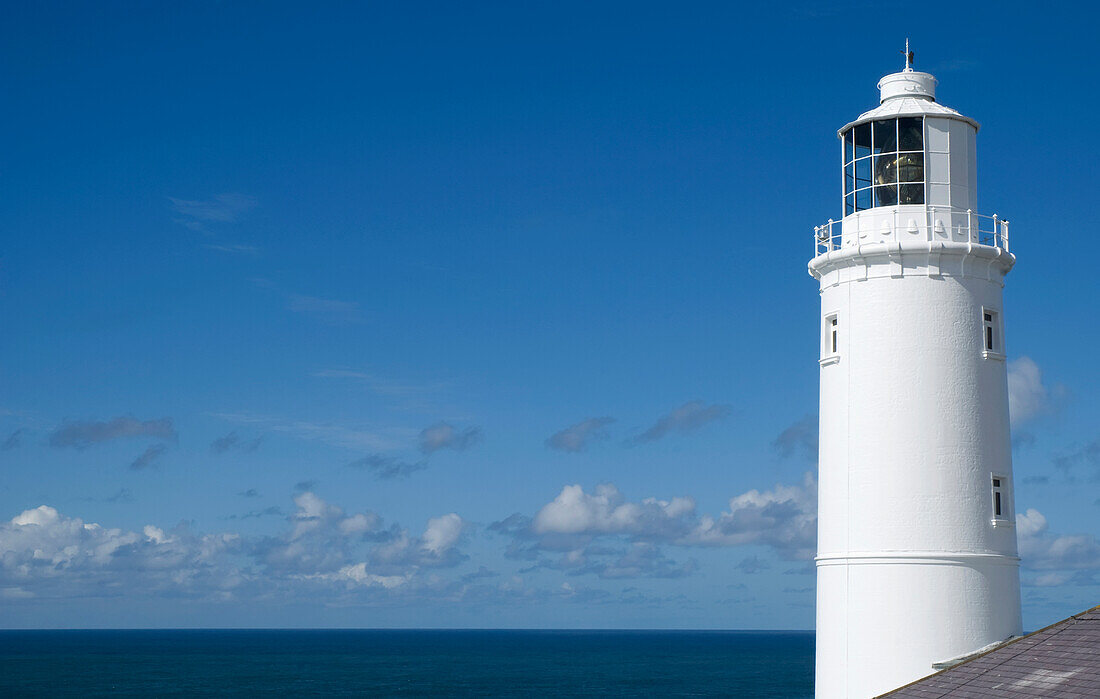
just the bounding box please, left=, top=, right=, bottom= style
left=490, top=483, right=699, bottom=580
left=210, top=432, right=262, bottom=455
left=49, top=416, right=176, bottom=449
left=1008, top=357, right=1048, bottom=426
left=347, top=454, right=427, bottom=480
left=2, top=428, right=26, bottom=451
left=130, top=444, right=167, bottom=470
left=1017, top=508, right=1100, bottom=571
left=628, top=401, right=730, bottom=445
left=170, top=193, right=256, bottom=223
left=0, top=505, right=242, bottom=599
left=0, top=492, right=469, bottom=602
left=545, top=417, right=616, bottom=453
left=772, top=415, right=818, bottom=461
left=492, top=474, right=816, bottom=580
left=419, top=423, right=481, bottom=455
left=683, top=472, right=817, bottom=560
left=422, top=514, right=464, bottom=555
left=258, top=492, right=466, bottom=577
left=532, top=484, right=695, bottom=537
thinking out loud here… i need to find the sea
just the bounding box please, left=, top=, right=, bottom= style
left=0, top=629, right=814, bottom=696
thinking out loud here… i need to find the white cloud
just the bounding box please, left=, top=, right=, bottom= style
left=683, top=472, right=817, bottom=560
left=421, top=514, right=464, bottom=555
left=0, top=493, right=466, bottom=602
left=495, top=474, right=817, bottom=580
left=0, top=505, right=241, bottom=598
left=533, top=484, right=695, bottom=537
left=1017, top=508, right=1100, bottom=571
left=321, top=564, right=410, bottom=589
left=1008, top=357, right=1048, bottom=426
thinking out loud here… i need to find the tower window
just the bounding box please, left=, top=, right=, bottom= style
left=841, top=117, right=925, bottom=214
left=821, top=313, right=840, bottom=365
left=991, top=474, right=1012, bottom=523
left=982, top=308, right=1003, bottom=358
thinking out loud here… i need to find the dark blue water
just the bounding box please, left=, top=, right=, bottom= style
left=0, top=630, right=814, bottom=696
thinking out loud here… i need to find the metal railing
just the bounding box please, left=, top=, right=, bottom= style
left=813, top=207, right=1010, bottom=257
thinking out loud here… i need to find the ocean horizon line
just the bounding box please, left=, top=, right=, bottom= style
left=0, top=626, right=815, bottom=633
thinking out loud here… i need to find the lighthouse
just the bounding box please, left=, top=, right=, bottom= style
left=809, top=48, right=1022, bottom=698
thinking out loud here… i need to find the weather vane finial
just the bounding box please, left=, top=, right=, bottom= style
left=902, top=38, right=914, bottom=71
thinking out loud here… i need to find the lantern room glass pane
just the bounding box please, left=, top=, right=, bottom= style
left=845, top=163, right=854, bottom=194
left=899, top=117, right=923, bottom=151
left=855, top=157, right=871, bottom=188
left=875, top=184, right=898, bottom=207
left=845, top=193, right=854, bottom=215
left=856, top=188, right=871, bottom=211
left=874, top=154, right=898, bottom=185
left=899, top=184, right=924, bottom=204
left=873, top=119, right=897, bottom=154
left=898, top=153, right=924, bottom=183
left=854, top=123, right=871, bottom=159
left=844, top=131, right=854, bottom=163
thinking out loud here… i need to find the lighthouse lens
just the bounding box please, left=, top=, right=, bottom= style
left=899, top=184, right=923, bottom=205
left=874, top=154, right=898, bottom=185
left=841, top=117, right=924, bottom=214
left=898, top=153, right=924, bottom=183
left=875, top=184, right=898, bottom=207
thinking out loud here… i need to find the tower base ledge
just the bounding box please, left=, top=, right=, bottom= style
left=816, top=551, right=1020, bottom=566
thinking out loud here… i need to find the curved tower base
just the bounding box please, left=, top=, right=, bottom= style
left=816, top=554, right=1021, bottom=698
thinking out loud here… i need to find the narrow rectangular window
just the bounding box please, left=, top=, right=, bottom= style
left=991, top=475, right=1011, bottom=522
left=982, top=309, right=1000, bottom=355
left=822, top=314, right=839, bottom=365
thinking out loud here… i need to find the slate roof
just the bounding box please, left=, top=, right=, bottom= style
left=879, top=604, right=1100, bottom=698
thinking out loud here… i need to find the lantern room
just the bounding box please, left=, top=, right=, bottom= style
left=818, top=57, right=992, bottom=252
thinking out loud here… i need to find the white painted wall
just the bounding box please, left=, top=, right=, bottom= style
left=810, top=241, right=1021, bottom=698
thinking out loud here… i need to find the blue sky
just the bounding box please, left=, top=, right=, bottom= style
left=1, top=1, right=1097, bottom=630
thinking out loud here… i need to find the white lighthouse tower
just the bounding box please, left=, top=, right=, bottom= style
left=810, top=47, right=1022, bottom=698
